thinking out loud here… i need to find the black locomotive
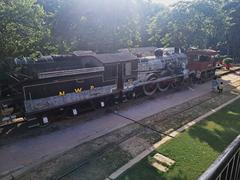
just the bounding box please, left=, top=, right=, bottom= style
left=0, top=47, right=218, bottom=125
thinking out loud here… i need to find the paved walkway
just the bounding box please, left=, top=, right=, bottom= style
left=0, top=73, right=238, bottom=177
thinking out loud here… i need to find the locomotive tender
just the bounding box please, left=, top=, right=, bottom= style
left=0, top=47, right=218, bottom=125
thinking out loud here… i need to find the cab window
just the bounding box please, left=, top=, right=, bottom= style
left=104, top=64, right=117, bottom=81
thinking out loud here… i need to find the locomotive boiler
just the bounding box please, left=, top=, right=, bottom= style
left=137, top=48, right=188, bottom=95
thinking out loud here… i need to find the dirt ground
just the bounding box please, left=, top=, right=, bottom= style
left=17, top=79, right=240, bottom=180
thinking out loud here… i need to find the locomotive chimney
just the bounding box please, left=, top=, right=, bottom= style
left=154, top=48, right=163, bottom=58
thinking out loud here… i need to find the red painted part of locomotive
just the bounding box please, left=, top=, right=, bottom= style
left=224, top=63, right=232, bottom=70
left=187, top=49, right=218, bottom=56
left=187, top=61, right=215, bottom=72
left=187, top=49, right=218, bottom=72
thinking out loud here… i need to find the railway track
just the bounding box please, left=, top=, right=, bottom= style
left=53, top=78, right=240, bottom=180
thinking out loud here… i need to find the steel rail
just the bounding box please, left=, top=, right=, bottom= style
left=111, top=110, right=175, bottom=138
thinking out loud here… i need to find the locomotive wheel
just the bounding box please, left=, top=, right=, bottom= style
left=157, top=81, right=170, bottom=92
left=171, top=78, right=183, bottom=89
left=143, top=74, right=158, bottom=96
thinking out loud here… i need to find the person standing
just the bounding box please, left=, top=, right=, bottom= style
left=212, top=76, right=219, bottom=92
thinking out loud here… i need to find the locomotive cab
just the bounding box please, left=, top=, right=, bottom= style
left=187, top=49, right=218, bottom=81
left=95, top=53, right=138, bottom=91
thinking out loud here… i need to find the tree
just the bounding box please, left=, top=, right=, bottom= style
left=136, top=0, right=166, bottom=47
left=224, top=1, right=240, bottom=60
left=1, top=0, right=239, bottom=65
left=148, top=0, right=227, bottom=50
left=44, top=0, right=142, bottom=53
left=0, top=0, right=52, bottom=60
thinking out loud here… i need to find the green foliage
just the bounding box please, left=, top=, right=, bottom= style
left=224, top=1, right=240, bottom=59
left=223, top=58, right=233, bottom=64
left=1, top=0, right=240, bottom=72
left=0, top=0, right=51, bottom=59
left=38, top=0, right=143, bottom=53
left=148, top=0, right=227, bottom=49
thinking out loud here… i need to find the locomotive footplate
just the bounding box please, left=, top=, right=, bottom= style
left=132, top=74, right=184, bottom=89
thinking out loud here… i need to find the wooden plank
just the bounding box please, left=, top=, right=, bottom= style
left=153, top=153, right=175, bottom=167
left=0, top=117, right=25, bottom=128
left=151, top=162, right=169, bottom=172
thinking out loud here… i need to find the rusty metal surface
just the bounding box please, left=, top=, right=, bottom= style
left=24, top=84, right=116, bottom=114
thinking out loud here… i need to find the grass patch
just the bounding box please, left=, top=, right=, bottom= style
left=117, top=98, right=240, bottom=180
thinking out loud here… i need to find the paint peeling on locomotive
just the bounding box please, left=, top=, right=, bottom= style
left=137, top=48, right=188, bottom=82
left=20, top=52, right=138, bottom=114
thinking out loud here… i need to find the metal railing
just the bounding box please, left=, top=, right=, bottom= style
left=199, top=135, right=240, bottom=180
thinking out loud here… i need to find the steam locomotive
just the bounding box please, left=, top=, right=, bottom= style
left=0, top=47, right=218, bottom=125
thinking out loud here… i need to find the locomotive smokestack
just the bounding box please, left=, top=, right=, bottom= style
left=154, top=48, right=163, bottom=58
